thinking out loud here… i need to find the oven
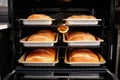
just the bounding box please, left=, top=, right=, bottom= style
left=3, top=0, right=119, bottom=80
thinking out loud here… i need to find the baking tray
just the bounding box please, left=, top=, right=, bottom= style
left=20, top=33, right=58, bottom=47
left=63, top=19, right=102, bottom=25
left=63, top=34, right=104, bottom=46
left=64, top=50, right=106, bottom=66
left=19, top=19, right=55, bottom=25
left=18, top=49, right=59, bottom=66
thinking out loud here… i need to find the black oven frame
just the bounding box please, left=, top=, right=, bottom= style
left=5, top=0, right=118, bottom=80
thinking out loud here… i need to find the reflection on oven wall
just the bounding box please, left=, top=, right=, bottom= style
left=0, top=0, right=8, bottom=7
left=115, top=0, right=120, bottom=25
left=116, top=0, right=120, bottom=79
left=116, top=0, right=120, bottom=7
left=116, top=25, right=120, bottom=79
left=0, top=0, right=8, bottom=22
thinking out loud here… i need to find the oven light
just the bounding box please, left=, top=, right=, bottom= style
left=61, top=0, right=71, bottom=2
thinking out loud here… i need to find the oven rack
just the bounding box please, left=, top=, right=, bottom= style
left=17, top=18, right=103, bottom=27
left=15, top=65, right=107, bottom=74
left=15, top=9, right=104, bottom=27
left=18, top=71, right=105, bottom=80
left=18, top=24, right=102, bottom=28
left=13, top=72, right=118, bottom=80
left=15, top=30, right=104, bottom=48
left=14, top=65, right=107, bottom=80
left=13, top=64, right=109, bottom=79
left=3, top=66, right=119, bottom=80
left=5, top=72, right=116, bottom=80
left=19, top=42, right=103, bottom=48
left=17, top=30, right=104, bottom=47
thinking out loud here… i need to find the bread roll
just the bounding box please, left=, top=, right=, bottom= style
left=25, top=48, right=56, bottom=62
left=66, top=31, right=96, bottom=41
left=67, top=15, right=96, bottom=19
left=27, top=14, right=52, bottom=20
left=57, top=24, right=69, bottom=33
left=69, top=49, right=99, bottom=62
left=27, top=30, right=55, bottom=42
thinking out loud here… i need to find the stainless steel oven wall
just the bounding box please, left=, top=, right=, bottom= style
left=0, top=0, right=10, bottom=79
left=0, top=7, right=8, bottom=22
left=115, top=3, right=120, bottom=78
left=116, top=25, right=120, bottom=79
left=0, top=0, right=8, bottom=7
left=0, top=0, right=8, bottom=22
left=0, top=27, right=11, bottom=79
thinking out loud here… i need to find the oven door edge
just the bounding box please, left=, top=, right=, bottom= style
left=3, top=70, right=16, bottom=80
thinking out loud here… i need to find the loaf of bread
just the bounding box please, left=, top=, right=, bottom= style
left=66, top=31, right=96, bottom=41
left=69, top=49, right=99, bottom=62
left=67, top=15, right=96, bottom=19
left=27, top=14, right=52, bottom=20
left=25, top=48, right=56, bottom=62
left=27, top=30, right=55, bottom=42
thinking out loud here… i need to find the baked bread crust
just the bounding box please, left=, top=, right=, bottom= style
left=67, top=15, right=96, bottom=19
left=27, top=14, right=52, bottom=20
left=66, top=31, right=96, bottom=41
left=27, top=30, right=55, bottom=42
left=25, top=48, right=56, bottom=62
left=69, top=49, right=99, bottom=62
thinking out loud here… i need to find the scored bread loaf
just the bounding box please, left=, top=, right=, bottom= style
left=66, top=31, right=96, bottom=41
left=25, top=48, right=56, bottom=62
left=69, top=49, right=99, bottom=62
left=27, top=30, right=55, bottom=42
left=27, top=14, right=52, bottom=20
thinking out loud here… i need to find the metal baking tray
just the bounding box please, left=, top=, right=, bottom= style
left=18, top=49, right=59, bottom=66
left=63, top=19, right=102, bottom=25
left=20, top=33, right=58, bottom=47
left=19, top=19, right=55, bottom=25
left=63, top=34, right=104, bottom=46
left=64, top=50, right=106, bottom=66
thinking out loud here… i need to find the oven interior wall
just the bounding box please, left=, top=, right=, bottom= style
left=8, top=0, right=117, bottom=79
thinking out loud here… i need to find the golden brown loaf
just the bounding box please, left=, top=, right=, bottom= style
left=57, top=24, right=69, bottom=33
left=27, top=30, right=55, bottom=42
left=66, top=31, right=96, bottom=41
left=69, top=49, right=99, bottom=62
left=27, top=14, right=52, bottom=20
left=25, top=48, right=56, bottom=62
left=67, top=15, right=96, bottom=19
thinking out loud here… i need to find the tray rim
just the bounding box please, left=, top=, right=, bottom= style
left=63, top=19, right=102, bottom=21
left=19, top=19, right=55, bottom=21
left=64, top=49, right=106, bottom=66
left=19, top=19, right=55, bottom=25
left=63, top=34, right=104, bottom=43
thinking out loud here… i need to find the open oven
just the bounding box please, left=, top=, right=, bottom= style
left=3, top=0, right=119, bottom=80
